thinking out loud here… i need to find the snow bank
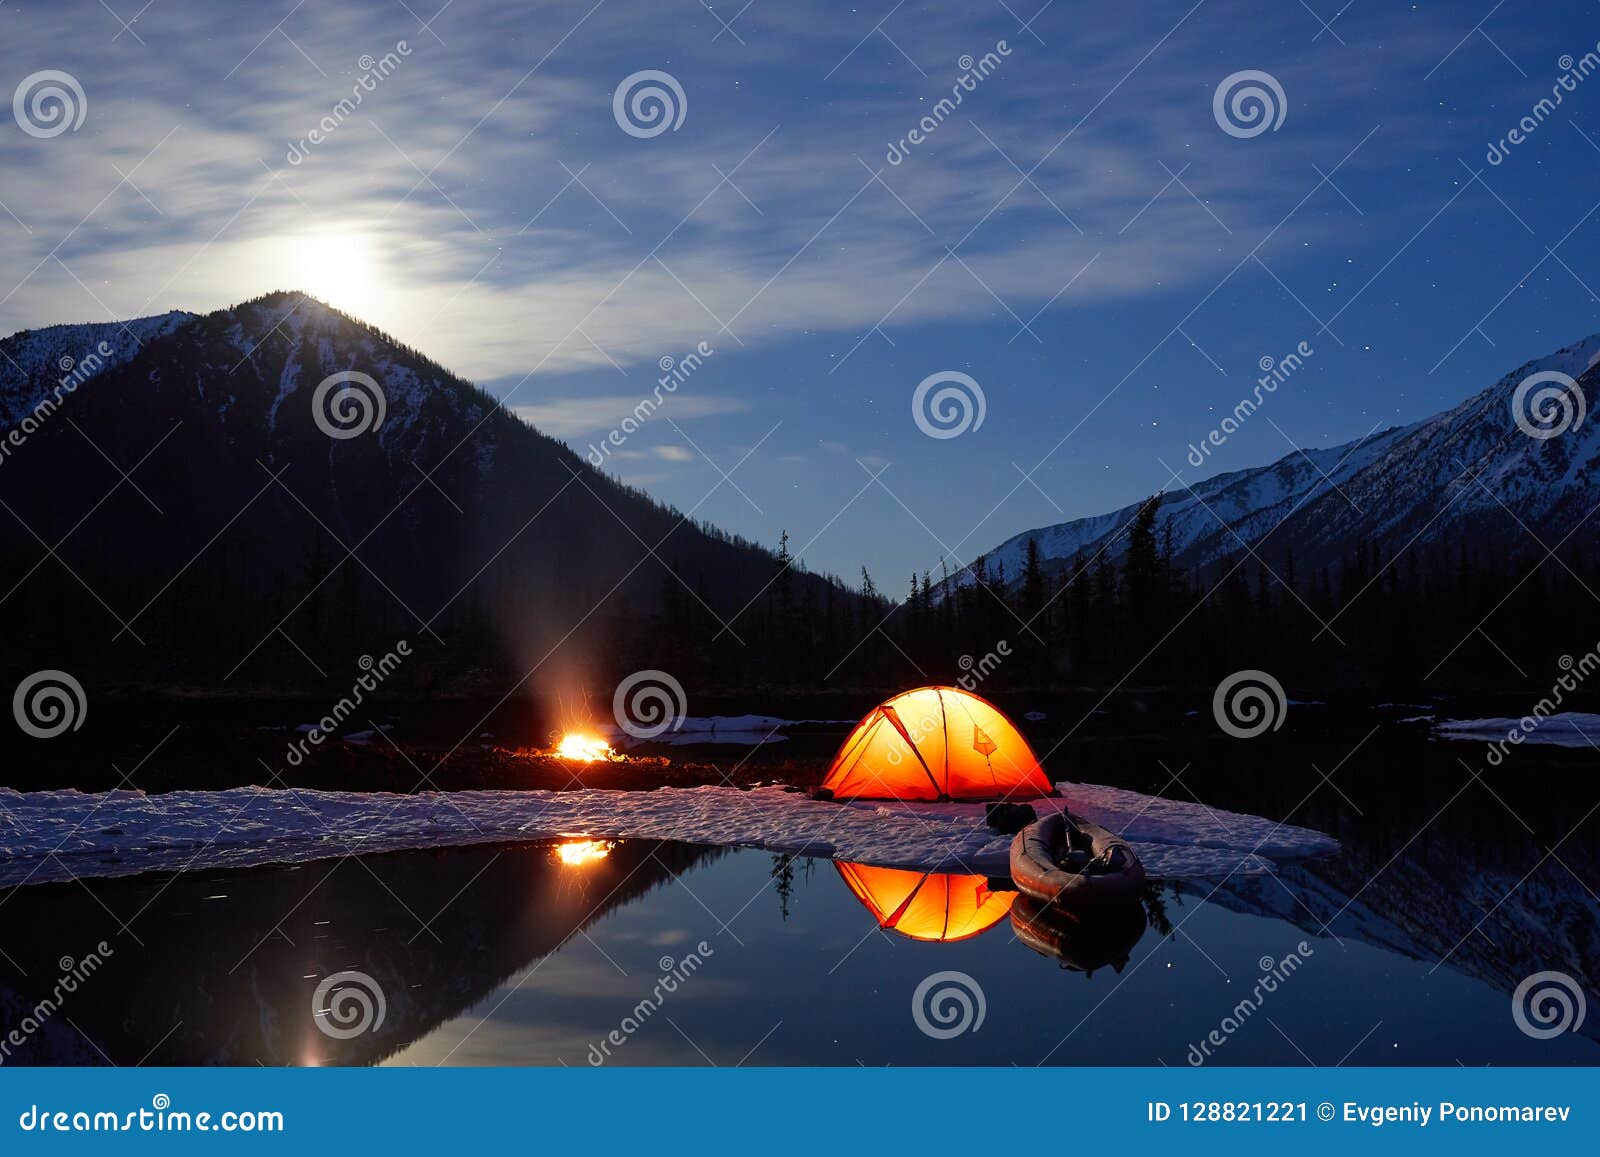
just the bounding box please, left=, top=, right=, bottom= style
left=0, top=781, right=1336, bottom=889
left=1432, top=712, right=1600, bottom=748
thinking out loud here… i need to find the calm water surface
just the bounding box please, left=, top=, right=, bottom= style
left=2, top=723, right=1596, bottom=1066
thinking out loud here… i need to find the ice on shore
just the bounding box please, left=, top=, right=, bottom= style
left=1432, top=712, right=1600, bottom=748
left=0, top=780, right=1337, bottom=889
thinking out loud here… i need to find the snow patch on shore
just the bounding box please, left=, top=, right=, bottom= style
left=1432, top=713, right=1600, bottom=748
left=0, top=781, right=1337, bottom=888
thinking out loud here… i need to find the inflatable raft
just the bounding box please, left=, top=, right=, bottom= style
left=1009, top=811, right=1146, bottom=907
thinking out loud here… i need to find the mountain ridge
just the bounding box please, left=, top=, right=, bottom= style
left=0, top=291, right=864, bottom=688
left=948, top=332, right=1600, bottom=595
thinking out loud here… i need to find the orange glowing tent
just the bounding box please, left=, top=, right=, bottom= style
left=835, top=862, right=1016, bottom=942
left=822, top=686, right=1052, bottom=801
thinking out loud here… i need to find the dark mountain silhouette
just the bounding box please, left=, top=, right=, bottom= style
left=0, top=292, right=867, bottom=691
left=898, top=335, right=1600, bottom=693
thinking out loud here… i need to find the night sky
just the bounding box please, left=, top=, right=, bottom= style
left=3, top=0, right=1597, bottom=588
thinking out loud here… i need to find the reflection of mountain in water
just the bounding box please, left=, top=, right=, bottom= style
left=1184, top=823, right=1600, bottom=1043
left=0, top=839, right=721, bottom=1065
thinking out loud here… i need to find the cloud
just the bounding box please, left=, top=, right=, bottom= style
left=0, top=0, right=1455, bottom=393
left=508, top=394, right=749, bottom=437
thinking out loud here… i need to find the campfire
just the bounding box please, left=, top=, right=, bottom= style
left=555, top=732, right=616, bottom=762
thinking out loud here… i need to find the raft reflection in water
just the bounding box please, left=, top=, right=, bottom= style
left=1010, top=893, right=1148, bottom=975
left=833, top=860, right=1148, bottom=973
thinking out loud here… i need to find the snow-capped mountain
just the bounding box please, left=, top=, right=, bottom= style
left=0, top=291, right=846, bottom=684
left=0, top=310, right=194, bottom=426
left=955, top=335, right=1600, bottom=589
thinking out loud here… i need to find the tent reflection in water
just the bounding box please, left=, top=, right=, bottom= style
left=822, top=686, right=1053, bottom=801
left=835, top=862, right=1015, bottom=942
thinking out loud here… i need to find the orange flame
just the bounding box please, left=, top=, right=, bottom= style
left=556, top=733, right=614, bottom=762
left=555, top=839, right=615, bottom=866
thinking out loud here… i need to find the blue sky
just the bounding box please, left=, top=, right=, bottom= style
left=3, top=0, right=1598, bottom=589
